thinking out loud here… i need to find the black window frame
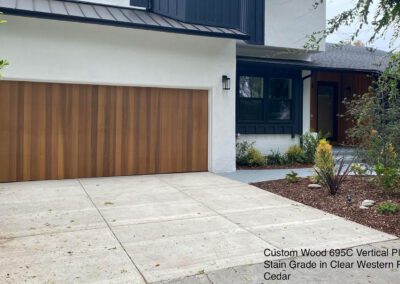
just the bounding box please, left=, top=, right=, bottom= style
left=236, top=63, right=303, bottom=136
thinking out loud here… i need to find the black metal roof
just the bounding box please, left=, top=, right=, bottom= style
left=238, top=43, right=390, bottom=74
left=0, top=0, right=248, bottom=40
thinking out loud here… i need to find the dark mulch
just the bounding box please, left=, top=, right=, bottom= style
left=238, top=164, right=313, bottom=170
left=252, top=177, right=400, bottom=237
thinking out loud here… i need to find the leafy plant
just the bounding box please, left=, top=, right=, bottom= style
left=286, top=145, right=305, bottom=164
left=350, top=163, right=368, bottom=177
left=314, top=157, right=353, bottom=195
left=236, top=140, right=266, bottom=167
left=314, top=139, right=334, bottom=174
left=374, top=163, right=400, bottom=193
left=376, top=202, right=399, bottom=215
left=267, top=150, right=287, bottom=166
left=343, top=52, right=400, bottom=169
left=285, top=171, right=300, bottom=184
left=0, top=13, right=8, bottom=77
left=308, top=1, right=400, bottom=50
left=236, top=141, right=255, bottom=166
left=300, top=132, right=324, bottom=163
left=247, top=147, right=267, bottom=167
left=314, top=139, right=352, bottom=195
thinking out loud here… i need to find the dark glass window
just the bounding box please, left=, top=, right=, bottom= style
left=239, top=76, right=263, bottom=98
left=238, top=76, right=264, bottom=121
left=236, top=66, right=301, bottom=136
left=268, top=78, right=292, bottom=121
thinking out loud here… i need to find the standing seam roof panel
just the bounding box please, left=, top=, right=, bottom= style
left=107, top=7, right=130, bottom=23
left=49, top=1, right=68, bottom=15
left=0, top=0, right=249, bottom=40
left=64, top=2, right=84, bottom=17
left=34, top=0, right=52, bottom=13
left=79, top=4, right=100, bottom=19
left=93, top=5, right=115, bottom=21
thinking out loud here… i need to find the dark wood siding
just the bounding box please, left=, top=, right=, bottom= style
left=0, top=81, right=208, bottom=182
left=311, top=71, right=373, bottom=144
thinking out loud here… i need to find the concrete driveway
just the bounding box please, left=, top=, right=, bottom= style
left=0, top=173, right=396, bottom=283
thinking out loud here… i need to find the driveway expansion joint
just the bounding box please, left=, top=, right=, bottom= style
left=158, top=177, right=278, bottom=249
left=77, top=179, right=149, bottom=284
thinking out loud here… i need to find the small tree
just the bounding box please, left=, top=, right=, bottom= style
left=307, top=0, right=400, bottom=50
left=344, top=52, right=400, bottom=168
left=0, top=14, right=9, bottom=76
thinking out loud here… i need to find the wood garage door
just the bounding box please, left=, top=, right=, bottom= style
left=0, top=81, right=208, bottom=182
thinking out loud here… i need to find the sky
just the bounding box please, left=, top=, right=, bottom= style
left=326, top=0, right=397, bottom=51
left=76, top=0, right=396, bottom=51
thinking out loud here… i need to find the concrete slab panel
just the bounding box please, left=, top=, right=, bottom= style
left=117, top=222, right=275, bottom=283
left=113, top=216, right=239, bottom=244
left=0, top=207, right=105, bottom=239
left=250, top=218, right=397, bottom=250
left=156, top=274, right=211, bottom=284
left=80, top=175, right=179, bottom=196
left=224, top=204, right=339, bottom=229
left=0, top=180, right=104, bottom=238
left=98, top=201, right=216, bottom=227
left=0, top=228, right=145, bottom=284
left=157, top=173, right=243, bottom=189
left=207, top=240, right=400, bottom=284
left=183, top=189, right=297, bottom=214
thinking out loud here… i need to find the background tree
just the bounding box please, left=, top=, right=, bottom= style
left=312, top=0, right=400, bottom=191
left=344, top=52, right=400, bottom=168
left=0, top=13, right=9, bottom=76
left=308, top=0, right=400, bottom=50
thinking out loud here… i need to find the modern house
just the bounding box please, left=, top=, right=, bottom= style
left=0, top=0, right=386, bottom=182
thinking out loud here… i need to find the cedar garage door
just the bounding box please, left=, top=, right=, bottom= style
left=0, top=81, right=208, bottom=182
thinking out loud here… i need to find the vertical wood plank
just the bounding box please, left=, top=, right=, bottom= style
left=0, top=82, right=10, bottom=182
left=114, top=86, right=123, bottom=176
left=8, top=82, right=18, bottom=181
left=22, top=82, right=32, bottom=181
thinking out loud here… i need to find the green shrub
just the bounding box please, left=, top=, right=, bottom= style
left=247, top=147, right=267, bottom=167
left=314, top=139, right=334, bottom=174
left=350, top=163, right=368, bottom=176
left=374, top=163, right=400, bottom=193
left=286, top=145, right=305, bottom=164
left=236, top=141, right=255, bottom=166
left=267, top=150, right=287, bottom=166
left=285, top=171, right=300, bottom=184
left=300, top=132, right=324, bottom=163
left=314, top=139, right=352, bottom=195
left=376, top=202, right=399, bottom=214
left=236, top=141, right=267, bottom=167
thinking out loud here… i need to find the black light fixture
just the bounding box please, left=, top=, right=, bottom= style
left=222, top=75, right=231, bottom=90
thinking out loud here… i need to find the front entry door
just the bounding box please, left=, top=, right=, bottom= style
left=317, top=83, right=338, bottom=141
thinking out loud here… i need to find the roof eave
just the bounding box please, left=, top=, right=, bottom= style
left=237, top=56, right=383, bottom=74
left=0, top=8, right=249, bottom=41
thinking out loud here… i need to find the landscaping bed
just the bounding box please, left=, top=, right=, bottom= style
left=238, top=164, right=313, bottom=170
left=252, top=176, right=400, bottom=237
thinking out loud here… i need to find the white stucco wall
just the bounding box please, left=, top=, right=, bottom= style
left=265, top=0, right=326, bottom=51
left=0, top=15, right=237, bottom=173
left=238, top=134, right=300, bottom=156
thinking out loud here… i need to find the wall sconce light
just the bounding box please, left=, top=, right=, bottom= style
left=222, top=75, right=231, bottom=91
